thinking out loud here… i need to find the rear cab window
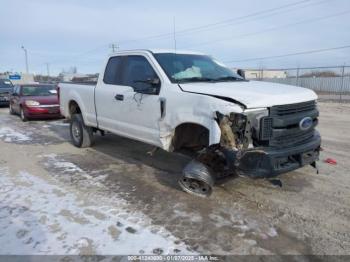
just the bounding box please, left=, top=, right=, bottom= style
left=103, top=56, right=123, bottom=85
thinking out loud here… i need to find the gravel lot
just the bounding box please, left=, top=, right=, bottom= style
left=0, top=102, right=349, bottom=256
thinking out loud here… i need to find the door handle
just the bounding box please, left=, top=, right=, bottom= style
left=115, top=94, right=124, bottom=101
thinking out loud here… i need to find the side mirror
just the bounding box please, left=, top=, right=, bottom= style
left=133, top=78, right=160, bottom=95
left=237, top=69, right=246, bottom=79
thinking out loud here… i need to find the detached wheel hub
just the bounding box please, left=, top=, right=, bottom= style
left=178, top=160, right=214, bottom=197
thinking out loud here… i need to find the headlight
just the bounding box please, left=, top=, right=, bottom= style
left=25, top=100, right=40, bottom=107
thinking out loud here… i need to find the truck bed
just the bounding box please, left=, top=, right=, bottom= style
left=58, top=82, right=98, bottom=128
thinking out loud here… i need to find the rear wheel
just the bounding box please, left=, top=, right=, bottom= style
left=70, top=114, right=94, bottom=148
left=178, top=160, right=214, bottom=197
left=20, top=107, right=27, bottom=122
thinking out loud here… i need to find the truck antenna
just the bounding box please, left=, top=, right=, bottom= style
left=173, top=16, right=177, bottom=53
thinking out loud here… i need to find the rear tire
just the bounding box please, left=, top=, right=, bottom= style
left=20, top=107, right=27, bottom=122
left=70, top=114, right=94, bottom=148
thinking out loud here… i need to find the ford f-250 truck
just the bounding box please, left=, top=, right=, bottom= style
left=59, top=49, right=321, bottom=197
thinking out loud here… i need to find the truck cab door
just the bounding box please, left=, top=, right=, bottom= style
left=116, top=55, right=162, bottom=146
left=95, top=55, right=162, bottom=147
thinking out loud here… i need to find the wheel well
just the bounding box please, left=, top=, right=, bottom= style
left=172, top=123, right=209, bottom=152
left=69, top=100, right=81, bottom=116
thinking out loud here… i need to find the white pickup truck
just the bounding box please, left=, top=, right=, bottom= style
left=59, top=49, right=321, bottom=196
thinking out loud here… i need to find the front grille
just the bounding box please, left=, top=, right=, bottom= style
left=257, top=100, right=318, bottom=148
left=270, top=100, right=316, bottom=116
left=270, top=129, right=315, bottom=147
left=260, top=117, right=273, bottom=140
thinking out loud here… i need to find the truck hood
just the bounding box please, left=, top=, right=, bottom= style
left=179, top=80, right=318, bottom=108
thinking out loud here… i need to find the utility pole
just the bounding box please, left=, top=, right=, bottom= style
left=46, top=63, right=50, bottom=76
left=21, top=46, right=29, bottom=74
left=340, top=64, right=345, bottom=102
left=109, top=43, right=119, bottom=53
left=296, top=67, right=300, bottom=86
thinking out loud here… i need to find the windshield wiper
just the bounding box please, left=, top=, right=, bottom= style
left=176, top=77, right=217, bottom=83
left=214, top=76, right=244, bottom=82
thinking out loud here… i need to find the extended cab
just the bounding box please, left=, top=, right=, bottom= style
left=59, top=49, right=321, bottom=197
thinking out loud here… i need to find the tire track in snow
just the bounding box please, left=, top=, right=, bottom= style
left=0, top=165, right=196, bottom=255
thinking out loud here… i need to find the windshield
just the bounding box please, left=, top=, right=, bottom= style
left=21, top=85, right=57, bottom=96
left=154, top=53, right=244, bottom=83
left=0, top=79, right=13, bottom=89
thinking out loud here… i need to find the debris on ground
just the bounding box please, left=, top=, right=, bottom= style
left=324, top=158, right=337, bottom=165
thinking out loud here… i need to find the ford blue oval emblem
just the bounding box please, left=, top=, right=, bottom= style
left=299, top=117, right=313, bottom=131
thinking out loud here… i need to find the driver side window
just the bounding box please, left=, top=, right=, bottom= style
left=123, top=56, right=159, bottom=92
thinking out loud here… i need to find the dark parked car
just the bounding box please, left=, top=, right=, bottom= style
left=0, top=79, right=14, bottom=106
left=9, top=84, right=61, bottom=121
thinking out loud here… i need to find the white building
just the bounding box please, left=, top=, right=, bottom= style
left=244, top=69, right=287, bottom=79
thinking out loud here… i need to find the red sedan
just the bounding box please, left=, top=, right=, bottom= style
left=9, top=84, right=62, bottom=121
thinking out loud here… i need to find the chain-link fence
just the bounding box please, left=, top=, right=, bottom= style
left=245, top=66, right=350, bottom=102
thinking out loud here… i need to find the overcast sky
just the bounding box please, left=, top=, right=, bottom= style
left=1, top=0, right=350, bottom=75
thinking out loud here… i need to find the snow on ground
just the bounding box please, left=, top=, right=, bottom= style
left=0, top=127, right=31, bottom=142
left=0, top=165, right=195, bottom=255
left=49, top=121, right=69, bottom=127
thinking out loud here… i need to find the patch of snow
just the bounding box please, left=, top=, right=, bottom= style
left=173, top=209, right=202, bottom=223
left=0, top=127, right=31, bottom=142
left=44, top=153, right=84, bottom=173
left=50, top=122, right=69, bottom=127
left=267, top=227, right=278, bottom=237
left=209, top=210, right=278, bottom=241
left=0, top=166, right=195, bottom=255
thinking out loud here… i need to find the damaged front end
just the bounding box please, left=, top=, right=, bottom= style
left=183, top=102, right=321, bottom=196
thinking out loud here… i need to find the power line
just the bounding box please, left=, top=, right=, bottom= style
left=28, top=0, right=334, bottom=71
left=174, top=0, right=321, bottom=36
left=185, top=8, right=350, bottom=49
left=225, top=45, right=350, bottom=63
left=116, top=0, right=315, bottom=45
left=31, top=44, right=108, bottom=69
left=29, top=0, right=327, bottom=68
